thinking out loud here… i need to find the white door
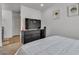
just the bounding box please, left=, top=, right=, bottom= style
left=0, top=4, right=2, bottom=46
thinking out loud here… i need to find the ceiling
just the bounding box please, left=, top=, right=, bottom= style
left=2, top=3, right=21, bottom=13
left=2, top=3, right=55, bottom=12
left=22, top=3, right=54, bottom=11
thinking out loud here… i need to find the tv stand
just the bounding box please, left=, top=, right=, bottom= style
left=21, top=27, right=46, bottom=44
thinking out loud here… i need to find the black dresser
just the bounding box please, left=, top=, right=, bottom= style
left=21, top=28, right=46, bottom=44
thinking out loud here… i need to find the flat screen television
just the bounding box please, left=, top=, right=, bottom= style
left=25, top=18, right=41, bottom=29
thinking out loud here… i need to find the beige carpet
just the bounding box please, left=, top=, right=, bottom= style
left=0, top=36, right=21, bottom=55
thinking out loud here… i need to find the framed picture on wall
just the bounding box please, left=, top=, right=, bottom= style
left=53, top=10, right=60, bottom=19
left=67, top=4, right=79, bottom=16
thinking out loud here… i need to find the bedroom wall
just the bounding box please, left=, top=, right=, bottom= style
left=21, top=5, right=41, bottom=30
left=2, top=10, right=13, bottom=39
left=0, top=4, right=2, bottom=46
left=42, top=3, right=79, bottom=39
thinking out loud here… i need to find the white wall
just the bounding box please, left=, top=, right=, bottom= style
left=2, top=10, right=13, bottom=38
left=12, top=12, right=20, bottom=36
left=21, top=5, right=41, bottom=30
left=21, top=4, right=79, bottom=39
left=0, top=4, right=2, bottom=46
left=42, top=3, right=79, bottom=39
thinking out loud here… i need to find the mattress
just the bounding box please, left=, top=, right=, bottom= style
left=15, top=36, right=79, bottom=55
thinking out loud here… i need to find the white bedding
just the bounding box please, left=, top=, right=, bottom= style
left=16, top=36, right=79, bottom=55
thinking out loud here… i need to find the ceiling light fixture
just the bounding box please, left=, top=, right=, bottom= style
left=40, top=4, right=44, bottom=7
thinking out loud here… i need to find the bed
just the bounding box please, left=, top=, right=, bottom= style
left=15, top=36, right=79, bottom=55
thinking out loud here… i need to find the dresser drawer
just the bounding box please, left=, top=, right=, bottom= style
left=22, top=29, right=45, bottom=44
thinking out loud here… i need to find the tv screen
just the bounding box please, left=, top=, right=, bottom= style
left=25, top=18, right=41, bottom=29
